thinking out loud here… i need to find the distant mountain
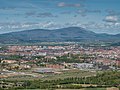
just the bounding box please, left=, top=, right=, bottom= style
left=110, top=42, right=120, bottom=46
left=0, top=27, right=120, bottom=44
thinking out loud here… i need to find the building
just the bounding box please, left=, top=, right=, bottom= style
left=33, top=68, right=55, bottom=74
left=73, top=63, right=94, bottom=69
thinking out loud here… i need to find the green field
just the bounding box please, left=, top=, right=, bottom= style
left=42, top=69, right=96, bottom=80
left=19, top=88, right=111, bottom=90
left=57, top=88, right=106, bottom=90
left=2, top=69, right=96, bottom=81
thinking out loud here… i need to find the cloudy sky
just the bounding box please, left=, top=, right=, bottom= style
left=0, top=0, right=120, bottom=34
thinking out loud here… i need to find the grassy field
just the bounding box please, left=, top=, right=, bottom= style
left=42, top=69, right=96, bottom=80
left=56, top=87, right=119, bottom=90
left=19, top=88, right=106, bottom=90
left=18, top=88, right=107, bottom=90
left=2, top=69, right=96, bottom=81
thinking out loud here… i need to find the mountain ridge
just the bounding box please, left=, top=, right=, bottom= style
left=0, top=27, right=120, bottom=44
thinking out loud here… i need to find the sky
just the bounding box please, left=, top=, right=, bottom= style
left=0, top=0, right=120, bottom=34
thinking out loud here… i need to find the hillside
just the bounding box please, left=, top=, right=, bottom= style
left=0, top=27, right=120, bottom=44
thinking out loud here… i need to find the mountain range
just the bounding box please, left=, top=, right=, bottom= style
left=0, top=27, right=120, bottom=44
